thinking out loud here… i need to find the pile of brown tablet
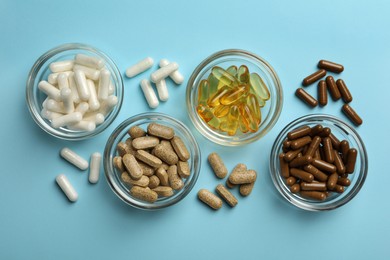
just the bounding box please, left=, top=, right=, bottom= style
left=295, top=60, right=363, bottom=126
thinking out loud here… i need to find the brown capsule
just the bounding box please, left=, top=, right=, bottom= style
left=153, top=144, right=179, bottom=165
left=319, top=146, right=326, bottom=161
left=300, top=182, right=327, bottom=191
left=290, top=168, right=314, bottom=183
left=226, top=179, right=236, bottom=189
left=333, top=150, right=346, bottom=175
left=342, top=104, right=363, bottom=126
left=318, top=60, right=344, bottom=73
left=314, top=148, right=321, bottom=160
left=303, top=164, right=328, bottom=182
left=128, top=126, right=146, bottom=139
left=339, top=140, right=350, bottom=163
left=198, top=189, right=222, bottom=210
left=322, top=137, right=335, bottom=163
left=135, top=150, right=163, bottom=168
left=318, top=80, right=328, bottom=106
left=216, top=184, right=238, bottom=207
left=153, top=186, right=174, bottom=197
left=302, top=69, right=326, bottom=86
left=290, top=136, right=312, bottom=150
left=289, top=155, right=313, bottom=168
left=113, top=156, right=125, bottom=172
left=345, top=148, right=357, bottom=173
left=155, top=167, right=169, bottom=186
left=327, top=172, right=339, bottom=190
left=300, top=191, right=326, bottom=201
left=208, top=153, right=228, bottom=179
left=121, top=172, right=149, bottom=187
left=302, top=145, right=309, bottom=155
left=177, top=161, right=190, bottom=178
left=284, top=149, right=302, bottom=162
left=117, top=142, right=131, bottom=157
left=132, top=136, right=160, bottom=150
left=290, top=183, right=300, bottom=193
left=171, top=136, right=190, bottom=162
left=318, top=127, right=331, bottom=137
left=122, top=154, right=143, bottom=180
left=337, top=177, right=351, bottom=186
left=310, top=124, right=323, bottom=136
left=336, top=79, right=353, bottom=103
left=288, top=125, right=312, bottom=140
left=130, top=186, right=158, bottom=203
left=283, top=139, right=291, bottom=149
left=229, top=169, right=257, bottom=185
left=279, top=153, right=290, bottom=178
left=286, top=176, right=297, bottom=186
left=167, top=165, right=184, bottom=190
left=305, top=136, right=321, bottom=157
left=295, top=88, right=318, bottom=107
left=326, top=76, right=341, bottom=101
left=148, top=175, right=160, bottom=189
left=329, top=133, right=341, bottom=150
left=240, top=182, right=255, bottom=196
left=334, top=185, right=345, bottom=193
left=312, top=158, right=337, bottom=173
left=147, top=123, right=175, bottom=140
left=138, top=161, right=155, bottom=176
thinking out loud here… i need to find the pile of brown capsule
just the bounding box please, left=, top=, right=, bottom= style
left=196, top=65, right=270, bottom=136
left=295, top=60, right=363, bottom=126
left=279, top=124, right=357, bottom=201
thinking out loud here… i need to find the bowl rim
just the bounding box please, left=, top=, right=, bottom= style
left=186, top=48, right=283, bottom=146
left=26, top=42, right=124, bottom=140
left=269, top=113, right=368, bottom=211
left=103, top=112, right=202, bottom=210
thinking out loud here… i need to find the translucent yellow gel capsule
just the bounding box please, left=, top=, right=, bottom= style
left=239, top=115, right=249, bottom=133
left=207, top=85, right=230, bottom=107
left=226, top=65, right=238, bottom=77
left=207, top=117, right=221, bottom=130
left=237, top=65, right=250, bottom=84
left=197, top=104, right=214, bottom=123
left=207, top=73, right=219, bottom=95
left=219, top=105, right=239, bottom=136
left=197, top=79, right=210, bottom=105
left=239, top=103, right=258, bottom=132
left=211, top=66, right=238, bottom=88
left=246, top=94, right=261, bottom=124
left=213, top=104, right=230, bottom=118
left=249, top=73, right=270, bottom=101
left=220, top=84, right=249, bottom=105
left=258, top=97, right=265, bottom=107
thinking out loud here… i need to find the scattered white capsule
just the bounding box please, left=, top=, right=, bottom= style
left=51, top=112, right=82, bottom=128
left=68, top=72, right=80, bottom=103
left=140, top=79, right=159, bottom=108
left=87, top=79, right=100, bottom=111
left=150, top=62, right=178, bottom=83
left=38, top=81, right=61, bottom=101
left=159, top=59, right=184, bottom=84
left=68, top=120, right=96, bottom=131
left=74, top=70, right=90, bottom=101
left=156, top=79, right=169, bottom=101
left=75, top=53, right=105, bottom=69
left=126, top=57, right=154, bottom=78
left=48, top=71, right=72, bottom=85
left=60, top=88, right=74, bottom=114
left=73, top=64, right=100, bottom=81
left=46, top=99, right=66, bottom=114
left=41, top=108, right=62, bottom=120
left=56, top=174, right=78, bottom=202
left=83, top=112, right=105, bottom=125
left=50, top=60, right=74, bottom=73
left=99, top=95, right=118, bottom=116
left=57, top=73, right=70, bottom=90
left=60, top=147, right=89, bottom=170
left=98, top=69, right=110, bottom=101
left=89, top=152, right=102, bottom=184
left=74, top=102, right=89, bottom=115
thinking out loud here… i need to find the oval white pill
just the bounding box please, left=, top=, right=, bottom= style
left=156, top=79, right=169, bottom=101
left=98, top=69, right=110, bottom=101
left=140, top=79, right=159, bottom=108
left=150, top=62, right=178, bottom=83
left=75, top=54, right=105, bottom=69
left=50, top=60, right=74, bottom=73
left=60, top=147, right=89, bottom=170
left=38, top=81, right=61, bottom=101
left=74, top=102, right=89, bottom=115
left=159, top=59, right=184, bottom=84
left=51, top=112, right=82, bottom=128
left=126, top=57, right=154, bottom=78
left=60, top=87, right=74, bottom=114
left=89, top=152, right=101, bottom=184
left=68, top=120, right=96, bottom=131
left=74, top=70, right=90, bottom=101
left=46, top=99, right=66, bottom=114
left=99, top=95, right=118, bottom=116
left=68, top=72, right=80, bottom=104
left=56, top=174, right=78, bottom=202
left=87, top=79, right=100, bottom=111
left=73, top=64, right=100, bottom=81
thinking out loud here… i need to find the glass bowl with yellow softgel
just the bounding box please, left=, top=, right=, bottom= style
left=186, top=49, right=283, bottom=146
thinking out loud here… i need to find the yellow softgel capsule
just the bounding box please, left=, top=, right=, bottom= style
left=246, top=93, right=261, bottom=124
left=226, top=65, right=238, bottom=77
left=237, top=65, right=250, bottom=84
left=220, top=84, right=249, bottom=106
left=239, top=115, right=249, bottom=133
left=207, top=85, right=231, bottom=108
left=249, top=72, right=270, bottom=101
left=206, top=117, right=221, bottom=130
left=197, top=79, right=210, bottom=105
left=197, top=104, right=214, bottom=123
left=213, top=104, right=230, bottom=118
left=207, top=72, right=219, bottom=95
left=239, top=102, right=258, bottom=132
left=220, top=105, right=239, bottom=136
left=211, top=66, right=238, bottom=88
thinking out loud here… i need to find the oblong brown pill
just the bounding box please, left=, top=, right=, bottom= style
left=177, top=161, right=190, bottom=178
left=284, top=149, right=302, bottom=162
left=302, top=69, right=326, bottom=86
left=229, top=169, right=257, bottom=184
left=333, top=150, right=346, bottom=175
left=122, top=154, right=143, bottom=180
left=300, top=191, right=326, bottom=201
left=288, top=125, right=311, bottom=140
left=345, top=148, right=358, bottom=173
left=113, top=156, right=125, bottom=172
left=318, top=60, right=344, bottom=73
left=323, top=137, right=334, bottom=163
left=279, top=153, right=290, bottom=178
left=135, top=150, right=162, bottom=168
left=148, top=175, right=160, bottom=189
left=290, top=136, right=312, bottom=150
left=216, top=184, right=238, bottom=207
left=167, top=165, right=184, bottom=190
left=226, top=179, right=236, bottom=189
left=310, top=124, right=323, bottom=137
left=130, top=186, right=158, bottom=203
left=326, top=76, right=341, bottom=101
left=286, top=176, right=297, bottom=186
left=289, top=155, right=313, bottom=168
left=117, top=142, right=131, bottom=157
left=132, top=136, right=160, bottom=150
left=147, top=123, right=175, bottom=140
left=153, top=144, right=179, bottom=165
left=290, top=168, right=314, bottom=183
left=153, top=186, right=173, bottom=197
left=138, top=161, right=155, bottom=176
left=198, top=189, right=223, bottom=210
left=312, top=158, right=337, bottom=173
left=336, top=79, right=352, bottom=103
left=329, top=133, right=341, bottom=150
left=128, top=125, right=146, bottom=139
left=208, top=153, right=228, bottom=179
left=171, top=136, right=190, bottom=161
left=318, top=80, right=328, bottom=106
left=342, top=104, right=363, bottom=126
left=295, top=88, right=318, bottom=107
left=318, top=127, right=331, bottom=137
left=155, top=167, right=169, bottom=186
left=305, top=136, right=321, bottom=157
left=337, top=177, right=351, bottom=186
left=121, top=172, right=149, bottom=187
left=327, top=172, right=339, bottom=190
left=240, top=182, right=255, bottom=196
left=300, top=182, right=327, bottom=191
left=339, top=140, right=350, bottom=163
left=303, top=164, right=328, bottom=182
left=334, top=185, right=345, bottom=193
left=290, top=183, right=300, bottom=193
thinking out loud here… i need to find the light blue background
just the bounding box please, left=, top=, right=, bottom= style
left=1, top=0, right=389, bottom=259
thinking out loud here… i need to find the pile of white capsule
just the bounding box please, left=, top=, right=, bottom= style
left=125, top=57, right=184, bottom=108
left=39, top=54, right=118, bottom=131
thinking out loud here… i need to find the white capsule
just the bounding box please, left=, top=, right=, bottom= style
left=156, top=79, right=169, bottom=101
left=108, top=82, right=115, bottom=95
left=68, top=72, right=80, bottom=104
left=75, top=102, right=89, bottom=115
left=89, top=152, right=101, bottom=184
left=57, top=73, right=69, bottom=90
left=74, top=70, right=90, bottom=101
left=48, top=71, right=72, bottom=85
left=73, top=64, right=100, bottom=81
left=50, top=60, right=74, bottom=73
left=98, top=69, right=110, bottom=101
left=51, top=112, right=82, bottom=128
left=75, top=53, right=105, bottom=69
left=126, top=57, right=154, bottom=78
left=60, top=147, right=89, bottom=170
left=68, top=120, right=96, bottom=132
left=42, top=97, right=50, bottom=108
left=46, top=99, right=66, bottom=114
left=60, top=88, right=74, bottom=114
left=140, top=79, right=159, bottom=108
left=99, top=95, right=118, bottom=116
left=83, top=112, right=105, bottom=125
left=56, top=174, right=78, bottom=202
left=87, top=79, right=100, bottom=111
left=41, top=108, right=62, bottom=120
left=150, top=62, right=178, bottom=83
left=159, top=59, right=184, bottom=84
left=38, top=81, right=61, bottom=101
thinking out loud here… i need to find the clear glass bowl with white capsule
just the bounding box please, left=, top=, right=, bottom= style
left=26, top=43, right=124, bottom=140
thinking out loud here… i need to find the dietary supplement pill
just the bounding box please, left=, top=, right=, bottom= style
left=342, top=104, right=363, bottom=126
left=56, top=174, right=78, bottom=202
left=216, top=184, right=238, bottom=207
left=336, top=79, right=353, bottom=103
left=89, top=152, right=101, bottom=184
left=290, top=136, right=312, bottom=150
left=171, top=136, right=190, bottom=161
left=135, top=150, right=162, bottom=168
left=318, top=80, right=328, bottom=106
left=122, top=154, right=143, bottom=180
left=318, top=60, right=344, bottom=73
left=198, top=189, right=223, bottom=210
left=322, top=137, right=335, bottom=163
left=148, top=175, right=160, bottom=189
left=153, top=143, right=179, bottom=165
left=279, top=154, right=290, bottom=178
left=128, top=126, right=146, bottom=139
left=132, top=136, right=160, bottom=150
left=300, top=191, right=326, bottom=201
left=130, top=186, right=158, bottom=203
left=60, top=147, right=89, bottom=170
left=290, top=168, right=314, bottom=183
left=229, top=168, right=257, bottom=184
left=208, top=153, right=228, bottom=179
left=302, top=69, right=327, bottom=86
left=155, top=167, right=169, bottom=186
left=326, top=76, right=341, bottom=101
left=147, top=123, right=175, bottom=140
left=345, top=148, right=357, bottom=173
left=295, top=88, right=318, bottom=107
left=240, top=182, right=255, bottom=196
left=153, top=186, right=174, bottom=197
left=177, top=161, right=190, bottom=178
left=121, top=172, right=149, bottom=187
left=300, top=182, right=327, bottom=191
left=167, top=165, right=184, bottom=190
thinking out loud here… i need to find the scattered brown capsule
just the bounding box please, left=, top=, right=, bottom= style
left=326, top=76, right=341, bottom=101
left=216, top=184, right=238, bottom=207
left=302, top=69, right=326, bottom=86
left=296, top=88, right=318, bottom=107
left=208, top=153, right=228, bottom=179
left=318, top=80, right=328, bottom=106
left=318, top=60, right=344, bottom=73
left=240, top=182, right=255, bottom=196
left=342, top=104, right=363, bottom=126
left=198, top=189, right=223, bottom=210
left=336, top=79, right=353, bottom=103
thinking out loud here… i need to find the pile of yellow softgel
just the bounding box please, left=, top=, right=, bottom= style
left=196, top=65, right=270, bottom=136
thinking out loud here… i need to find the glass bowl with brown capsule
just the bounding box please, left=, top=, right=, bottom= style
left=186, top=49, right=283, bottom=146
left=270, top=114, right=368, bottom=211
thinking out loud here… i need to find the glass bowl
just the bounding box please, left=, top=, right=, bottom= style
left=103, top=112, right=201, bottom=210
left=26, top=43, right=123, bottom=140
left=186, top=49, right=283, bottom=146
left=270, top=114, right=368, bottom=211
